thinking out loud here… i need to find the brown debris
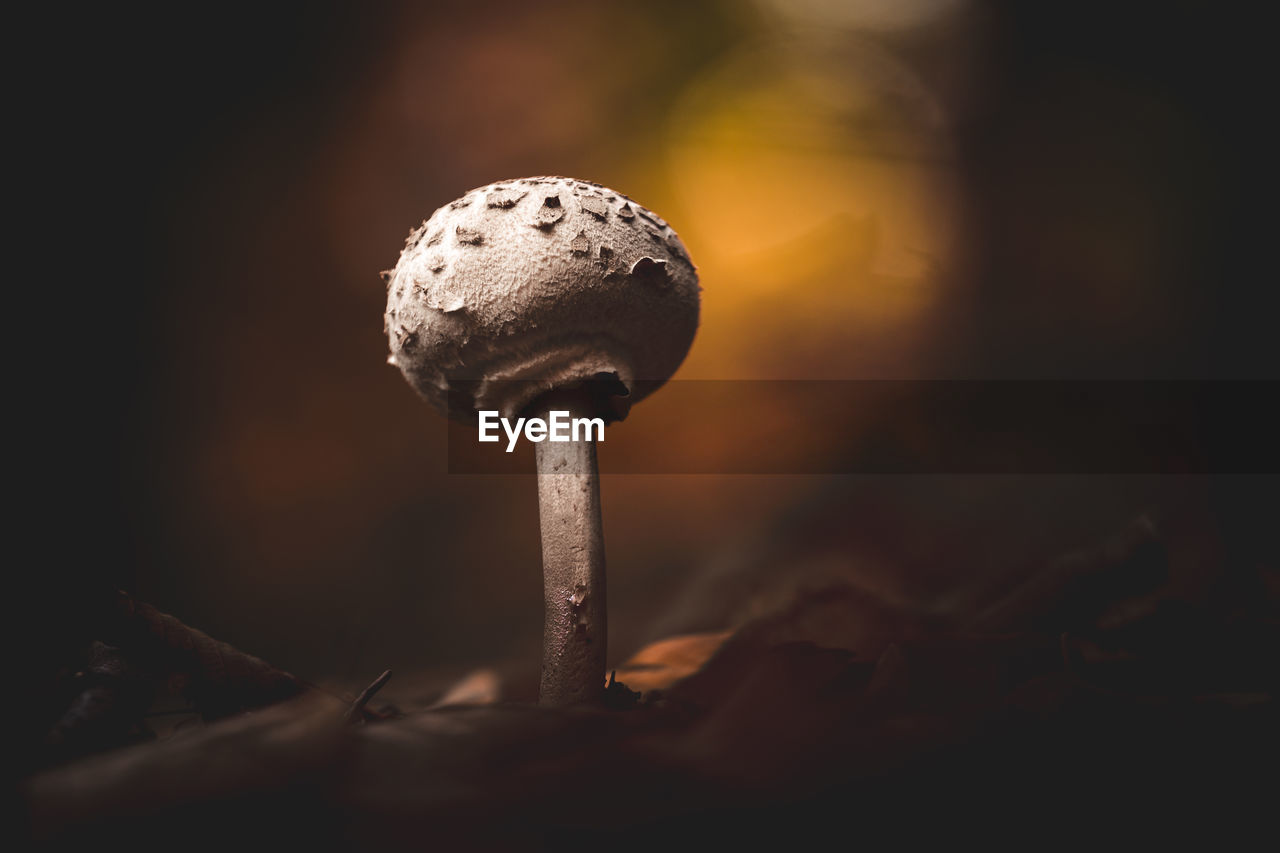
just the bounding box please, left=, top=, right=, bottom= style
left=21, top=516, right=1280, bottom=847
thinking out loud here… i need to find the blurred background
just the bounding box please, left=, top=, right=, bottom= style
left=22, top=0, right=1275, bottom=697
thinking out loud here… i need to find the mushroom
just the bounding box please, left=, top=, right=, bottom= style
left=383, top=177, right=700, bottom=705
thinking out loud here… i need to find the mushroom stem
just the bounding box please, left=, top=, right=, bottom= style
left=533, top=398, right=607, bottom=706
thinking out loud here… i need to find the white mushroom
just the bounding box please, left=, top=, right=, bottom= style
left=384, top=177, right=700, bottom=705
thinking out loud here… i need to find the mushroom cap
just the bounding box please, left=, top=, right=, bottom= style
left=384, top=177, right=700, bottom=422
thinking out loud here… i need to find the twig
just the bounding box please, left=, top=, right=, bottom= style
left=344, top=669, right=392, bottom=725
left=108, top=591, right=306, bottom=718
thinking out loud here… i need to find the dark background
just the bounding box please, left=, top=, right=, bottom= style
left=17, top=1, right=1276, bottom=700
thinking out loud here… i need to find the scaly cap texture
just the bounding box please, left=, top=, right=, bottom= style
left=384, top=177, right=700, bottom=421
